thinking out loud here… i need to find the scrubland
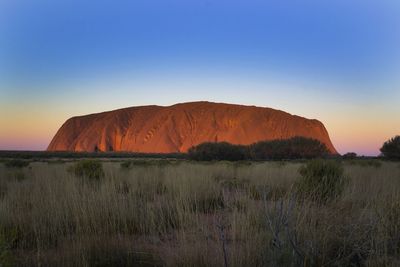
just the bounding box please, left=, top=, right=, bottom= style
left=0, top=159, right=399, bottom=266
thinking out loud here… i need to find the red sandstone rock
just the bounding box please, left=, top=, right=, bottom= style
left=47, top=101, right=337, bottom=154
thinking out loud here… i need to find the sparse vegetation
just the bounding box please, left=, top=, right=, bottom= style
left=346, top=158, right=382, bottom=168
left=120, top=160, right=133, bottom=169
left=68, top=159, right=104, bottom=180
left=295, top=159, right=348, bottom=204
left=0, top=159, right=399, bottom=266
left=120, top=159, right=179, bottom=169
left=0, top=226, right=17, bottom=267
left=3, top=159, right=29, bottom=168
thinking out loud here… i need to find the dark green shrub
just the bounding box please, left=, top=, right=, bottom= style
left=342, top=152, right=357, bottom=159
left=69, top=160, right=104, bottom=180
left=380, top=136, right=400, bottom=160
left=120, top=160, right=133, bottom=169
left=188, top=137, right=330, bottom=161
left=188, top=142, right=248, bottom=161
left=188, top=137, right=331, bottom=161
left=4, top=160, right=29, bottom=168
left=250, top=137, right=330, bottom=160
left=295, top=160, right=347, bottom=204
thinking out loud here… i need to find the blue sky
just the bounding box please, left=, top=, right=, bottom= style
left=1, top=0, right=399, bottom=155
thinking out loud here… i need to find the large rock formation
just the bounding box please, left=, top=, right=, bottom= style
left=47, top=101, right=337, bottom=154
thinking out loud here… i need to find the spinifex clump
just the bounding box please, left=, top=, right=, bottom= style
left=69, top=160, right=105, bottom=181
left=295, top=160, right=348, bottom=204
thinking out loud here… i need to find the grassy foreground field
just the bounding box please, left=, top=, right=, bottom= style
left=0, top=159, right=399, bottom=266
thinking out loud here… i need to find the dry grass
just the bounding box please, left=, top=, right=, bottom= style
left=0, top=159, right=399, bottom=266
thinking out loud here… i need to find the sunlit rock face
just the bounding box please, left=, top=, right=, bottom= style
left=47, top=101, right=337, bottom=154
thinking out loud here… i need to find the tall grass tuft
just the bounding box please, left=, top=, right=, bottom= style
left=68, top=160, right=104, bottom=180
left=295, top=159, right=348, bottom=204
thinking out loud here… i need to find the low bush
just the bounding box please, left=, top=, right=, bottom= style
left=188, top=137, right=330, bottom=161
left=120, top=160, right=133, bottom=169
left=69, top=160, right=104, bottom=180
left=250, top=137, right=330, bottom=160
left=342, top=152, right=357, bottom=159
left=188, top=142, right=248, bottom=161
left=295, top=160, right=348, bottom=204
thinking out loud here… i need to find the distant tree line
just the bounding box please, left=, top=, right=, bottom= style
left=188, top=136, right=331, bottom=161
left=340, top=136, right=400, bottom=161
left=0, top=151, right=186, bottom=160
left=4, top=135, right=397, bottom=161
left=342, top=152, right=357, bottom=159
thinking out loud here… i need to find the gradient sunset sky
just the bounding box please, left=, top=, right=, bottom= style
left=1, top=0, right=399, bottom=155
